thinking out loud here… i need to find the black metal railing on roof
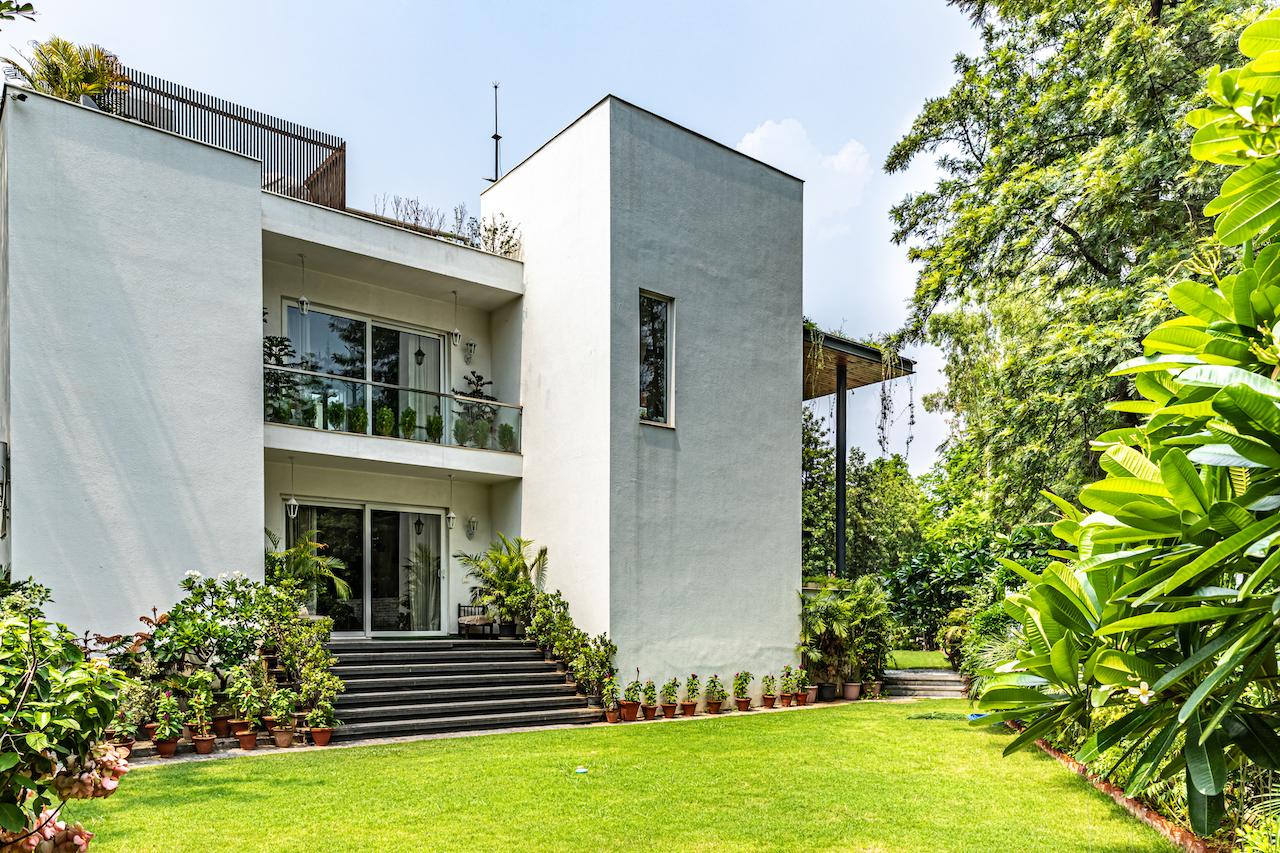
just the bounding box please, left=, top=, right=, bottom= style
left=101, top=67, right=346, bottom=209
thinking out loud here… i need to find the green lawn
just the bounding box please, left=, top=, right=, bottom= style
left=890, top=648, right=952, bottom=669
left=66, top=700, right=1169, bottom=852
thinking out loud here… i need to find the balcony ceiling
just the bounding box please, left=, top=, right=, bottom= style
left=261, top=193, right=523, bottom=312
left=802, top=327, right=913, bottom=400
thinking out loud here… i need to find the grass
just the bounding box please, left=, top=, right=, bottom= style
left=66, top=700, right=1170, bottom=852
left=890, top=648, right=951, bottom=669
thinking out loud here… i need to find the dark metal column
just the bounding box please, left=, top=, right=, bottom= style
left=835, top=359, right=847, bottom=577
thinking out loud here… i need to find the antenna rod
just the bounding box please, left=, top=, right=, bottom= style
left=487, top=82, right=501, bottom=183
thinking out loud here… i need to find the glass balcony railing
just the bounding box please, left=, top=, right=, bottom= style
left=264, top=365, right=521, bottom=453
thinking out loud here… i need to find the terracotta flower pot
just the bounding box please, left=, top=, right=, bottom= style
left=864, top=681, right=883, bottom=700
left=261, top=715, right=277, bottom=732
left=143, top=722, right=159, bottom=742
left=112, top=737, right=135, bottom=758
left=270, top=727, right=294, bottom=748
left=660, top=703, right=677, bottom=718
left=679, top=701, right=697, bottom=717
left=706, top=700, right=722, bottom=714
left=641, top=704, right=657, bottom=721
left=779, top=694, right=793, bottom=707
left=735, top=698, right=752, bottom=712
left=794, top=691, right=807, bottom=706
left=843, top=682, right=862, bottom=700
left=310, top=727, right=333, bottom=746
left=619, top=700, right=640, bottom=722
left=155, top=738, right=179, bottom=759
left=762, top=694, right=776, bottom=708
left=228, top=718, right=252, bottom=734
left=182, top=724, right=193, bottom=741
left=192, top=734, right=216, bottom=755
left=235, top=730, right=258, bottom=750
left=212, top=715, right=232, bottom=738
left=605, top=707, right=620, bottom=723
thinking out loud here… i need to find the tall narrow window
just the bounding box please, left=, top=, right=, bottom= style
left=639, top=292, right=672, bottom=424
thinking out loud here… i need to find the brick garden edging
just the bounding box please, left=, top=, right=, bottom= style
left=1028, top=734, right=1224, bottom=853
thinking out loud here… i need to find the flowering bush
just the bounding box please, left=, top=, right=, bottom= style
left=732, top=671, right=753, bottom=699
left=143, top=572, right=263, bottom=686
left=705, top=675, right=727, bottom=703
left=642, top=679, right=657, bottom=707
left=762, top=674, right=777, bottom=696
left=225, top=662, right=266, bottom=726
left=623, top=680, right=642, bottom=704
left=152, top=693, right=182, bottom=742
left=659, top=678, right=679, bottom=705
left=0, top=583, right=128, bottom=850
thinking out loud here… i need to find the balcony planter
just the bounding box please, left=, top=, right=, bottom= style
left=660, top=702, right=677, bottom=718
left=762, top=694, right=776, bottom=708
left=641, top=704, right=657, bottom=721
left=619, top=700, right=640, bottom=722
left=192, top=734, right=216, bottom=755
left=235, top=730, right=258, bottom=750
left=154, top=738, right=179, bottom=759
left=843, top=682, right=862, bottom=700
left=735, top=698, right=752, bottom=712
left=679, top=701, right=697, bottom=717
left=310, top=727, right=334, bottom=747
left=270, top=727, right=294, bottom=748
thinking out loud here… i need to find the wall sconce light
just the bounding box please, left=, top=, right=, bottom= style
left=451, top=328, right=462, bottom=347
left=414, top=514, right=425, bottom=536
left=466, top=516, right=479, bottom=539
left=446, top=509, right=457, bottom=530
left=463, top=339, right=477, bottom=364
left=298, top=296, right=310, bottom=316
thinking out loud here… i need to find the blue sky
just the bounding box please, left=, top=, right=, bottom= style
left=22, top=1, right=979, bottom=472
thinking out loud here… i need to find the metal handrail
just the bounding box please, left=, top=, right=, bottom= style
left=264, top=363, right=523, bottom=412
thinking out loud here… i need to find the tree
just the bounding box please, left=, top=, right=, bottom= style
left=801, top=406, right=838, bottom=577
left=978, top=12, right=1280, bottom=835
left=887, top=0, right=1265, bottom=524
left=847, top=454, right=923, bottom=578
left=3, top=36, right=127, bottom=106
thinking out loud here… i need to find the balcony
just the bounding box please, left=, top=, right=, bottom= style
left=265, top=365, right=520, bottom=453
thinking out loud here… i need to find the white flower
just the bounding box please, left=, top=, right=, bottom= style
left=1127, top=681, right=1155, bottom=705
left=184, top=570, right=202, bottom=579
left=230, top=571, right=244, bottom=579
left=217, top=572, right=228, bottom=580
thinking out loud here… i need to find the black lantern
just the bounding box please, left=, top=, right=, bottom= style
left=414, top=515, right=425, bottom=536
left=414, top=346, right=425, bottom=366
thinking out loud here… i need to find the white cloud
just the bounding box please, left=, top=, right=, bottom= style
left=735, top=118, right=870, bottom=239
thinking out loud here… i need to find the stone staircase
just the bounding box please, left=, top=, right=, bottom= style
left=330, top=638, right=600, bottom=740
left=882, top=668, right=968, bottom=699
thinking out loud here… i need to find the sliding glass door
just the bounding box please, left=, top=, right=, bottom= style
left=289, top=502, right=445, bottom=636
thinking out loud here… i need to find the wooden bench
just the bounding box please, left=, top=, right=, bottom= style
left=457, top=603, right=495, bottom=638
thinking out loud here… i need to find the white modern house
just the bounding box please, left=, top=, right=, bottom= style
left=0, top=71, right=907, bottom=729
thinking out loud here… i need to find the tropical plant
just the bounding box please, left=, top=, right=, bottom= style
left=705, top=675, right=727, bottom=704
left=733, top=671, right=754, bottom=699
left=799, top=584, right=855, bottom=683
left=457, top=533, right=548, bottom=625
left=977, top=12, right=1280, bottom=836
left=660, top=678, right=680, bottom=705
left=141, top=571, right=264, bottom=687
left=642, top=678, right=657, bottom=706
left=3, top=36, right=127, bottom=106
left=265, top=529, right=351, bottom=600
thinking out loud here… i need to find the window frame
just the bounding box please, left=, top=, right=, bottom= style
left=638, top=290, right=675, bottom=428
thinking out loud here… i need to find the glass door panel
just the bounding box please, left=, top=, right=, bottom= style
left=372, top=326, right=442, bottom=442
left=369, top=510, right=442, bottom=633
left=289, top=504, right=366, bottom=633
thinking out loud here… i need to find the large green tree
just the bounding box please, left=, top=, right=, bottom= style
left=888, top=0, right=1266, bottom=524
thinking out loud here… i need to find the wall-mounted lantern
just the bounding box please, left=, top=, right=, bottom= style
left=464, top=339, right=477, bottom=364
left=466, top=516, right=479, bottom=539
left=414, top=514, right=425, bottom=536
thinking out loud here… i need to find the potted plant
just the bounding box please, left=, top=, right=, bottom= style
left=350, top=405, right=368, bottom=433
left=375, top=405, right=396, bottom=436
left=779, top=670, right=795, bottom=707
left=234, top=720, right=259, bottom=751
left=426, top=413, right=444, bottom=443
left=226, top=662, right=262, bottom=736
left=498, top=422, right=518, bottom=452
left=681, top=674, right=700, bottom=717
left=761, top=674, right=777, bottom=708
left=306, top=700, right=339, bottom=746
left=732, top=671, right=753, bottom=712
left=704, top=674, right=727, bottom=714
left=620, top=680, right=642, bottom=722
left=602, top=675, right=620, bottom=723
left=795, top=669, right=811, bottom=705
left=472, top=419, right=491, bottom=449
left=864, top=680, right=883, bottom=700
left=659, top=678, right=679, bottom=718
left=400, top=406, right=417, bottom=439
left=211, top=701, right=233, bottom=739
left=188, top=678, right=216, bottom=755
left=326, top=401, right=346, bottom=431
left=153, top=692, right=183, bottom=759
left=269, top=687, right=298, bottom=748
left=641, top=679, right=658, bottom=720
left=453, top=418, right=472, bottom=447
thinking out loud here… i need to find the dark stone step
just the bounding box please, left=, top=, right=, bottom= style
left=328, top=638, right=537, bottom=652
left=334, top=649, right=545, bottom=666
left=336, top=682, right=577, bottom=707
left=335, top=707, right=601, bottom=740
left=334, top=660, right=556, bottom=678
left=341, top=671, right=570, bottom=692
left=340, top=695, right=587, bottom=723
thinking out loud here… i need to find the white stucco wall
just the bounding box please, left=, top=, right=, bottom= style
left=1, top=91, right=264, bottom=633
left=607, top=100, right=803, bottom=692
left=481, top=103, right=613, bottom=635
left=484, top=98, right=802, bottom=694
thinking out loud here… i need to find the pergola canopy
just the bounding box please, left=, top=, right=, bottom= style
left=803, top=327, right=914, bottom=401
